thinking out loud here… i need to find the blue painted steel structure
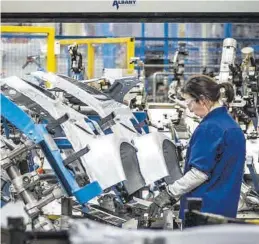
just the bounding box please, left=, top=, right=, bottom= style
left=2, top=28, right=259, bottom=77
left=141, top=23, right=145, bottom=60
left=224, top=23, right=233, bottom=38
left=164, top=23, right=169, bottom=71
left=97, top=23, right=115, bottom=69
left=2, top=34, right=259, bottom=52
left=2, top=34, right=259, bottom=43
left=171, top=23, right=178, bottom=50
left=0, top=94, right=103, bottom=204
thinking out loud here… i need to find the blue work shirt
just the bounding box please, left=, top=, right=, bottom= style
left=179, top=106, right=246, bottom=220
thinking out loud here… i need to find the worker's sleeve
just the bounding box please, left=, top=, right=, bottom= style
left=167, top=167, right=208, bottom=198
left=187, top=124, right=225, bottom=178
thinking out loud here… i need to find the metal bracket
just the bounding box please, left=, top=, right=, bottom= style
left=46, top=113, right=69, bottom=134
left=246, top=156, right=259, bottom=193
left=63, top=145, right=90, bottom=166
left=85, top=204, right=128, bottom=227
left=105, top=77, right=140, bottom=103
left=98, top=112, right=116, bottom=131
left=11, top=171, right=40, bottom=195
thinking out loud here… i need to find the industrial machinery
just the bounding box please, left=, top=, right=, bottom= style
left=22, top=55, right=43, bottom=70
left=2, top=199, right=259, bottom=244
left=2, top=2, right=259, bottom=243
left=0, top=93, right=103, bottom=231
left=1, top=34, right=259, bottom=239
left=215, top=38, right=259, bottom=135
left=0, top=72, right=185, bottom=231
left=168, top=42, right=189, bottom=101
left=30, top=71, right=183, bottom=186
left=67, top=43, right=84, bottom=80
left=146, top=42, right=189, bottom=103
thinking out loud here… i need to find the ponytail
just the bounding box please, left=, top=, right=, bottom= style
left=218, top=82, right=235, bottom=103
left=181, top=75, right=235, bottom=104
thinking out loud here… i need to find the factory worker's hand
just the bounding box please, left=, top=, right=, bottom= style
left=148, top=167, right=209, bottom=218
left=148, top=189, right=177, bottom=218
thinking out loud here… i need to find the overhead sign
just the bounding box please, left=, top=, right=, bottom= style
left=2, top=0, right=259, bottom=13
left=112, top=0, right=137, bottom=10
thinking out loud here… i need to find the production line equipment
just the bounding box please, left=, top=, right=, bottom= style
left=216, top=38, right=259, bottom=135
left=2, top=36, right=259, bottom=232
left=67, top=43, right=84, bottom=81
left=0, top=73, right=184, bottom=230
left=0, top=93, right=103, bottom=231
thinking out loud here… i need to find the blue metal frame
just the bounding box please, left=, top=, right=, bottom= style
left=164, top=23, right=169, bottom=72
left=3, top=32, right=259, bottom=76
left=0, top=94, right=102, bottom=204
left=171, top=23, right=178, bottom=50
left=224, top=23, right=233, bottom=38
left=0, top=33, right=256, bottom=43
left=141, top=23, right=146, bottom=61
left=97, top=23, right=115, bottom=69
left=2, top=34, right=259, bottom=43
left=54, top=138, right=73, bottom=149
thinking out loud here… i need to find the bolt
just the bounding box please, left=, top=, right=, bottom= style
left=23, top=176, right=30, bottom=183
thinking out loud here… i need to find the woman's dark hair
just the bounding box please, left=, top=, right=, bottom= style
left=181, top=75, right=235, bottom=103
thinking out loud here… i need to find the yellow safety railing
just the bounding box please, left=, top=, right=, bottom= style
left=0, top=26, right=56, bottom=72
left=58, top=37, right=135, bottom=79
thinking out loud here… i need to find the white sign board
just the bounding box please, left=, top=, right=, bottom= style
left=2, top=0, right=259, bottom=13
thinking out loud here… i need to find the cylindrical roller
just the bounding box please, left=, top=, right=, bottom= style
left=5, top=166, right=20, bottom=180
left=6, top=166, right=36, bottom=205
left=20, top=190, right=36, bottom=205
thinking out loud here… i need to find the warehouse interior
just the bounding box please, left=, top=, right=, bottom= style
left=1, top=3, right=259, bottom=244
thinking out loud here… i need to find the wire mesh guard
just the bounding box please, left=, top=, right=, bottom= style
left=57, top=43, right=128, bottom=79
left=136, top=38, right=259, bottom=102
left=1, top=35, right=259, bottom=81
left=136, top=39, right=259, bottom=77
left=1, top=35, right=47, bottom=79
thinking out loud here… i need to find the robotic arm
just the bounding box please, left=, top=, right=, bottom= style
left=68, top=43, right=84, bottom=80
left=215, top=38, right=259, bottom=133
left=216, top=38, right=237, bottom=84
left=168, top=42, right=189, bottom=101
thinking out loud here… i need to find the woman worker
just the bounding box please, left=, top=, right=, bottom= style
left=149, top=75, right=246, bottom=221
